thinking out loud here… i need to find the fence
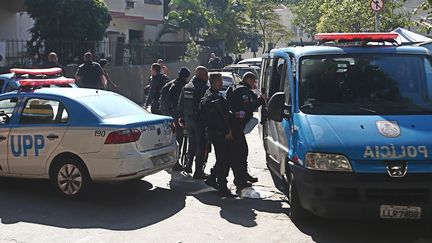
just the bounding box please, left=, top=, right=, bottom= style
left=0, top=39, right=187, bottom=68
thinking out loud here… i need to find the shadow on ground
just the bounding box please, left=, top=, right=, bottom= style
left=169, top=171, right=288, bottom=228
left=0, top=176, right=185, bottom=230
left=292, top=210, right=432, bottom=243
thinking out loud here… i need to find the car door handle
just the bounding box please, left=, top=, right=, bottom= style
left=47, top=134, right=59, bottom=140
left=0, top=136, right=6, bottom=141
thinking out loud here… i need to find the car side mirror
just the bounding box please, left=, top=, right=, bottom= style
left=267, top=92, right=290, bottom=122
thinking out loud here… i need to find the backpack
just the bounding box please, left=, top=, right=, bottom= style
left=159, top=80, right=175, bottom=116
left=183, top=80, right=208, bottom=118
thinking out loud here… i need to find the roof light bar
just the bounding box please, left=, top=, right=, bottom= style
left=11, top=67, right=62, bottom=76
left=19, top=78, right=75, bottom=87
left=315, top=32, right=399, bottom=42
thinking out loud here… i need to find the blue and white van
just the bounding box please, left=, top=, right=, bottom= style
left=260, top=33, right=432, bottom=221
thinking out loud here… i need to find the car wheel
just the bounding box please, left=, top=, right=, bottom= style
left=288, top=175, right=311, bottom=223
left=51, top=158, right=90, bottom=198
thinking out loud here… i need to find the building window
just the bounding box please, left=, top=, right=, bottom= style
left=126, top=0, right=136, bottom=9
left=144, top=0, right=162, bottom=5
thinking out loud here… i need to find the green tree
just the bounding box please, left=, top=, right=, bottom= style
left=206, top=0, right=251, bottom=54
left=25, top=0, right=111, bottom=62
left=161, top=0, right=217, bottom=41
left=246, top=0, right=293, bottom=53
left=292, top=0, right=410, bottom=38
left=161, top=0, right=293, bottom=54
left=413, top=0, right=432, bottom=32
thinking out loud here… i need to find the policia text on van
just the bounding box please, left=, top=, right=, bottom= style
left=259, top=33, right=432, bottom=221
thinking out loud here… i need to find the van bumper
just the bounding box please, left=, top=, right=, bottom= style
left=290, top=163, right=432, bottom=220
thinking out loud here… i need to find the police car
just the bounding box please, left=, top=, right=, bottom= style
left=0, top=77, right=177, bottom=198
left=0, top=67, right=78, bottom=94
left=260, top=33, right=432, bottom=221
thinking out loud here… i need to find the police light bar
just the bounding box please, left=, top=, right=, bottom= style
left=315, top=33, right=399, bottom=42
left=19, top=78, right=75, bottom=87
left=11, top=67, right=62, bottom=76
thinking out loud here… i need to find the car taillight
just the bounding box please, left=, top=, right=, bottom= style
left=104, top=129, right=141, bottom=144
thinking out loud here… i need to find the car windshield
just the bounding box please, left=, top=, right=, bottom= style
left=78, top=94, right=149, bottom=119
left=298, top=54, right=432, bottom=115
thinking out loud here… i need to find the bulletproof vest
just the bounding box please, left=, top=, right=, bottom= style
left=183, top=79, right=208, bottom=118
left=228, top=84, right=251, bottom=112
left=80, top=62, right=101, bottom=86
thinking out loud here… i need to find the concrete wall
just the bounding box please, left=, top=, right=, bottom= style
left=109, top=18, right=146, bottom=40
left=63, top=60, right=198, bottom=104
left=0, top=8, right=18, bottom=40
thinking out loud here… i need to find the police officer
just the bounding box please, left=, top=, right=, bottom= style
left=201, top=73, right=237, bottom=197
left=228, top=72, right=266, bottom=184
left=145, top=63, right=167, bottom=114
left=165, top=67, right=191, bottom=171
left=177, top=66, right=209, bottom=179
left=75, top=52, right=107, bottom=89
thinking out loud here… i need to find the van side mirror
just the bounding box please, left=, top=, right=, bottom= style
left=267, top=92, right=290, bottom=122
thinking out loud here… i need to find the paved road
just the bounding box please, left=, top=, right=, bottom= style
left=1, top=118, right=432, bottom=243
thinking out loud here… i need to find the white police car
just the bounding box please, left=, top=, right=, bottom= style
left=0, top=77, right=177, bottom=198
left=0, top=67, right=78, bottom=94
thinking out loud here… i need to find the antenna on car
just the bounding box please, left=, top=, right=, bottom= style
left=300, top=38, right=304, bottom=47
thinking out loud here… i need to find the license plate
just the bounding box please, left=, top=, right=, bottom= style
left=151, top=153, right=174, bottom=166
left=380, top=205, right=421, bottom=219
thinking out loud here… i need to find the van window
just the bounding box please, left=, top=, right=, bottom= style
left=299, top=54, right=432, bottom=115
left=269, top=58, right=286, bottom=97
left=265, top=58, right=274, bottom=95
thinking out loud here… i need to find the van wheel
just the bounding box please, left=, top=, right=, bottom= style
left=288, top=176, right=311, bottom=223
left=51, top=158, right=90, bottom=198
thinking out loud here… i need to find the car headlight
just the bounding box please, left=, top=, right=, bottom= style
left=305, top=153, right=352, bottom=172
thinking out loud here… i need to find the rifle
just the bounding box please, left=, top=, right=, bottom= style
left=181, top=128, right=188, bottom=166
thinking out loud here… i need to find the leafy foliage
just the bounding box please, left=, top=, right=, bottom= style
left=292, top=0, right=410, bottom=37
left=413, top=0, right=432, bottom=32
left=180, top=39, right=201, bottom=62
left=161, top=0, right=293, bottom=54
left=25, top=0, right=111, bottom=61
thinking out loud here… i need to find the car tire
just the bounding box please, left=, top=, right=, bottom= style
left=50, top=158, right=90, bottom=198
left=288, top=175, right=311, bottom=223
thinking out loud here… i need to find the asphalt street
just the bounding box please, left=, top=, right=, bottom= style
left=1, top=117, right=432, bottom=243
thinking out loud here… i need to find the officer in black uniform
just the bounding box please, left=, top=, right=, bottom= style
left=177, top=66, right=209, bottom=179
left=166, top=67, right=191, bottom=171
left=75, top=52, right=107, bottom=89
left=228, top=72, right=266, bottom=184
left=146, top=63, right=168, bottom=114
left=201, top=73, right=238, bottom=197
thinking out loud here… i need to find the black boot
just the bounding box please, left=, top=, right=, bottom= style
left=218, top=184, right=236, bottom=198
left=172, top=162, right=185, bottom=171
left=193, top=172, right=209, bottom=180
left=235, top=180, right=252, bottom=191
left=204, top=171, right=218, bottom=189
left=245, top=173, right=258, bottom=183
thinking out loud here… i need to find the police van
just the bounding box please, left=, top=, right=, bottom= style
left=259, top=33, right=432, bottom=221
